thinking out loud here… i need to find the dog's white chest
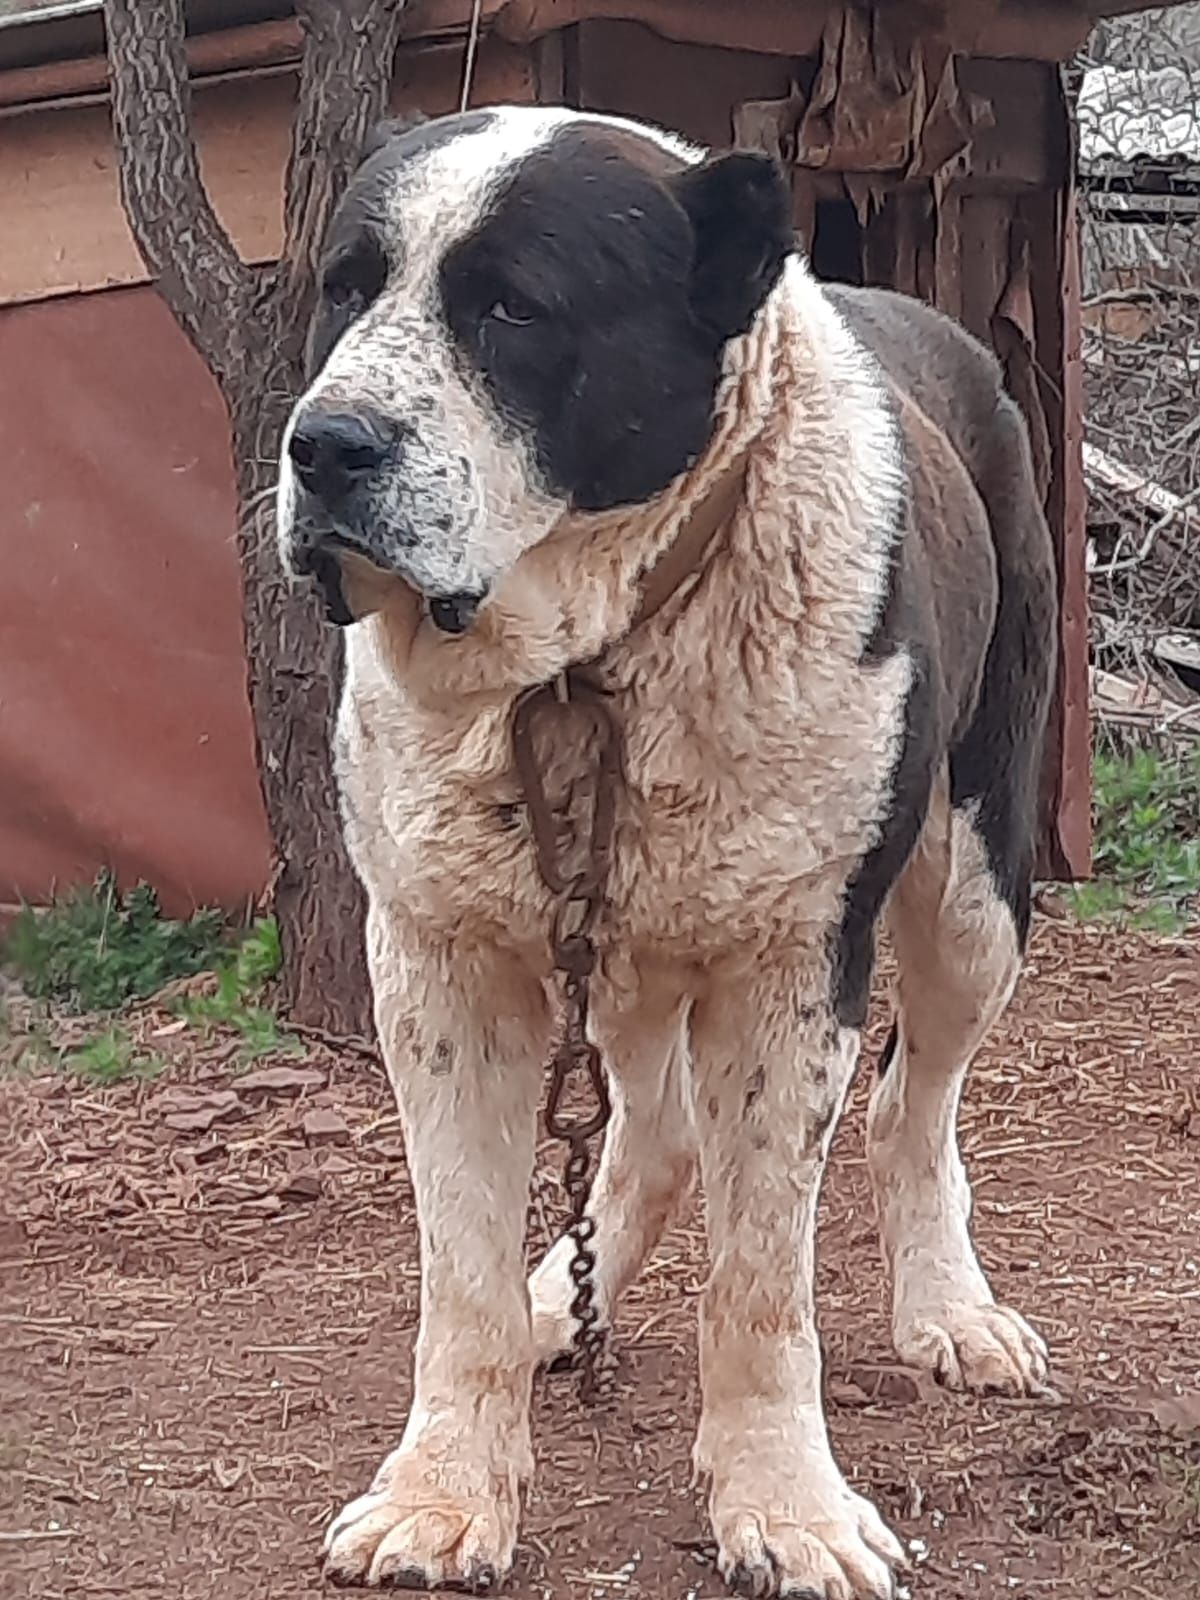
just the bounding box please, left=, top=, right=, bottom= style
left=336, top=631, right=911, bottom=964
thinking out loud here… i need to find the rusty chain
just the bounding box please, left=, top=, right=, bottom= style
left=511, top=673, right=621, bottom=1404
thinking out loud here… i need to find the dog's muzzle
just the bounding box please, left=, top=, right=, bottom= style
left=290, top=533, right=489, bottom=634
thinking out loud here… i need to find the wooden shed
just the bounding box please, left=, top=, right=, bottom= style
left=1, top=0, right=1142, bottom=914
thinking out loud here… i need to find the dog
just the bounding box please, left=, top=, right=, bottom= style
left=276, top=105, right=1057, bottom=1598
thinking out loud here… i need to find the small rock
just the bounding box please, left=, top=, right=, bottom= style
left=1034, top=886, right=1069, bottom=921
left=279, top=1170, right=322, bottom=1203
left=238, top=1065, right=325, bottom=1097
left=162, top=1089, right=243, bottom=1134
left=301, top=1107, right=350, bottom=1147
left=190, top=1135, right=226, bottom=1165
left=371, top=1138, right=408, bottom=1163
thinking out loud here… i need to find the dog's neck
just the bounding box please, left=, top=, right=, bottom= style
left=361, top=257, right=898, bottom=710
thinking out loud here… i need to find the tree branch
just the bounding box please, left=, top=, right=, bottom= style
left=104, top=0, right=248, bottom=380
left=277, top=0, right=410, bottom=322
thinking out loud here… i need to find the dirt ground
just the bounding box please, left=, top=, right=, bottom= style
left=3, top=911, right=1200, bottom=1600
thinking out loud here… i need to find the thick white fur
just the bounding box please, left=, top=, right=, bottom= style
left=286, top=111, right=1041, bottom=1600
left=321, top=252, right=913, bottom=1597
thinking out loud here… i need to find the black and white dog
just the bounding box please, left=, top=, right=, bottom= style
left=277, top=106, right=1057, bottom=1598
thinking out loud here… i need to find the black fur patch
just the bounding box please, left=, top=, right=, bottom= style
left=671, top=153, right=795, bottom=344
left=439, top=130, right=793, bottom=511
left=831, top=639, right=937, bottom=1031
left=947, top=402, right=1058, bottom=944
left=831, top=427, right=940, bottom=1030
left=360, top=112, right=428, bottom=160
left=876, top=1018, right=899, bottom=1079
left=826, top=285, right=1056, bottom=945
left=307, top=111, right=497, bottom=378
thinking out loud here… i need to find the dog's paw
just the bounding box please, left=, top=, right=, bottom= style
left=324, top=1453, right=519, bottom=1591
left=710, top=1468, right=905, bottom=1599
left=529, top=1238, right=603, bottom=1367
left=895, top=1300, right=1050, bottom=1395
left=529, top=1275, right=572, bottom=1369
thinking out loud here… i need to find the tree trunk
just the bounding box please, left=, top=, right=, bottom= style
left=104, top=0, right=410, bottom=1035
left=229, top=325, right=373, bottom=1037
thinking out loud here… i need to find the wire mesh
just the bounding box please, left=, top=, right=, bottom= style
left=1072, top=8, right=1200, bottom=688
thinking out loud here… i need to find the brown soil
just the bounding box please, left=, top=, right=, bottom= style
left=3, top=913, right=1200, bottom=1600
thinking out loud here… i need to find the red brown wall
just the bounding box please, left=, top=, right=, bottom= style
left=0, top=32, right=539, bottom=918
left=0, top=285, right=271, bottom=916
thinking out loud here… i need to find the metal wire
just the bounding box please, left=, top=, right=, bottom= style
left=459, top=0, right=484, bottom=113
left=1073, top=10, right=1200, bottom=683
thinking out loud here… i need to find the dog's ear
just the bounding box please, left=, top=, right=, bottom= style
left=672, top=152, right=793, bottom=343
left=359, top=112, right=428, bottom=165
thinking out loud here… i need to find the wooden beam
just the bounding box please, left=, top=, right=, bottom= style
left=0, top=0, right=509, bottom=111
left=498, top=0, right=1098, bottom=62
left=1040, top=183, right=1092, bottom=879
left=0, top=33, right=535, bottom=307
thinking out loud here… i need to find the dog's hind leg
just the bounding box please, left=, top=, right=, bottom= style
left=867, top=779, right=1049, bottom=1394
left=323, top=913, right=552, bottom=1590
left=528, top=975, right=696, bottom=1363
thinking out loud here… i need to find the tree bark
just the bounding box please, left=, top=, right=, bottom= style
left=104, top=0, right=410, bottom=1035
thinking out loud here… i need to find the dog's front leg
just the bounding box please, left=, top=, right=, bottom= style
left=324, top=915, right=551, bottom=1590
left=691, top=963, right=906, bottom=1600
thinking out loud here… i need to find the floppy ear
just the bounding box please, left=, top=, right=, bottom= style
left=359, top=111, right=427, bottom=164
left=672, top=152, right=793, bottom=343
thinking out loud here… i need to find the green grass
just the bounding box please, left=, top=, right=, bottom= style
left=1, top=877, right=300, bottom=1079
left=1070, top=745, right=1200, bottom=932
left=3, top=871, right=226, bottom=1012
left=177, top=917, right=302, bottom=1061
left=1160, top=1451, right=1200, bottom=1532
left=65, top=1026, right=165, bottom=1085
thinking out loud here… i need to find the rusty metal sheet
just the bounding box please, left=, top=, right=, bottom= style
left=0, top=284, right=271, bottom=915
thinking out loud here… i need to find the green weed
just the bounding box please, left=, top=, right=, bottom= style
left=65, top=1026, right=165, bottom=1085
left=1160, top=1450, right=1200, bottom=1531
left=2, top=887, right=299, bottom=1082
left=1069, top=745, right=1200, bottom=931
left=178, top=917, right=301, bottom=1061
left=3, top=872, right=226, bottom=1012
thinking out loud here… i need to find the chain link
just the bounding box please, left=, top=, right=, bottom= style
left=512, top=676, right=620, bottom=1404
left=506, top=460, right=746, bottom=1403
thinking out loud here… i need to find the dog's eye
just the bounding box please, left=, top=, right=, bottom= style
left=487, top=298, right=536, bottom=329
left=324, top=279, right=362, bottom=312
left=321, top=237, right=387, bottom=316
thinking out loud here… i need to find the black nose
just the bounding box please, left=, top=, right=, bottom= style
left=288, top=408, right=393, bottom=501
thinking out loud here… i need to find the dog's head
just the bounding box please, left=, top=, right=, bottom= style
left=277, top=106, right=792, bottom=631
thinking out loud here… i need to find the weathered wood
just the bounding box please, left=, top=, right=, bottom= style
left=499, top=0, right=1096, bottom=61
left=1085, top=443, right=1200, bottom=536
left=0, top=1, right=510, bottom=111
left=1027, top=179, right=1092, bottom=880
left=1055, top=185, right=1092, bottom=877
left=0, top=37, right=535, bottom=310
